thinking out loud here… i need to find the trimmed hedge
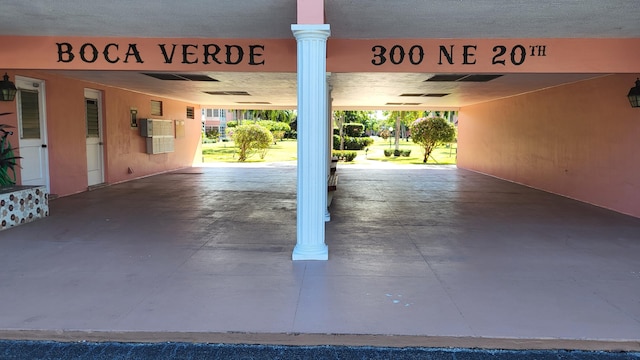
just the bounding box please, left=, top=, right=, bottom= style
left=332, top=135, right=373, bottom=150
left=333, top=150, right=357, bottom=162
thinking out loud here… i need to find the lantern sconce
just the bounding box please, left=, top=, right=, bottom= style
left=0, top=73, right=17, bottom=102
left=628, top=78, right=640, bottom=108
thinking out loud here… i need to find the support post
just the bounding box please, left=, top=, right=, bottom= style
left=292, top=24, right=331, bottom=261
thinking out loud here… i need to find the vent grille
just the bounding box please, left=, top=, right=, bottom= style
left=204, top=91, right=250, bottom=96
left=459, top=74, right=503, bottom=82
left=385, top=102, right=422, bottom=106
left=425, top=74, right=502, bottom=82
left=399, top=93, right=450, bottom=97
left=142, top=73, right=219, bottom=82
left=425, top=74, right=467, bottom=82
left=186, top=106, right=195, bottom=119
left=151, top=100, right=163, bottom=116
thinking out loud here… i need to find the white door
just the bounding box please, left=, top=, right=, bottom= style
left=16, top=77, right=49, bottom=191
left=85, top=89, right=104, bottom=187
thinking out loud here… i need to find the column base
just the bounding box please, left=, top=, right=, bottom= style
left=325, top=208, right=331, bottom=222
left=292, top=243, right=329, bottom=260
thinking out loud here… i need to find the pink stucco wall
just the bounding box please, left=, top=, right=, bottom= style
left=297, top=0, right=324, bottom=24
left=1, top=71, right=201, bottom=197
left=458, top=74, right=640, bottom=218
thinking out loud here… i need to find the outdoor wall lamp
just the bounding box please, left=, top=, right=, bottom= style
left=0, top=73, right=17, bottom=102
left=628, top=78, right=640, bottom=108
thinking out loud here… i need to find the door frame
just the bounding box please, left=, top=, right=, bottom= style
left=84, top=88, right=105, bottom=187
left=15, top=75, right=50, bottom=192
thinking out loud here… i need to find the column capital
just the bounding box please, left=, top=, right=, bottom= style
left=291, top=24, right=331, bottom=39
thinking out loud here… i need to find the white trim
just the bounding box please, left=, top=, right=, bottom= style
left=15, top=76, right=50, bottom=193
left=84, top=88, right=105, bottom=186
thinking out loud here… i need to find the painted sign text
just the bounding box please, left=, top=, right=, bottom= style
left=56, top=42, right=266, bottom=66
left=371, top=44, right=547, bottom=67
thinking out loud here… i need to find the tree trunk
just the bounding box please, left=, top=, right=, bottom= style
left=339, top=115, right=345, bottom=151
left=394, top=116, right=400, bottom=151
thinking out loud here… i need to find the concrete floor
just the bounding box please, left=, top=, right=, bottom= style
left=1, top=163, right=639, bottom=351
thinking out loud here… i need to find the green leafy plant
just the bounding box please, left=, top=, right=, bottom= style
left=333, top=136, right=374, bottom=150
left=410, top=117, right=456, bottom=163
left=343, top=123, right=364, bottom=137
left=383, top=149, right=393, bottom=157
left=0, top=116, right=21, bottom=186
left=256, top=120, right=291, bottom=143
left=205, top=128, right=219, bottom=141
left=401, top=149, right=412, bottom=157
left=232, top=124, right=274, bottom=162
left=343, top=151, right=357, bottom=162
left=332, top=150, right=357, bottom=162
left=333, top=134, right=341, bottom=150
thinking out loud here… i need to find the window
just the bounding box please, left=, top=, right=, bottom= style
left=151, top=100, right=163, bottom=116
left=186, top=106, right=194, bottom=119
left=204, top=108, right=224, bottom=118
left=86, top=99, right=100, bottom=137
left=19, top=89, right=40, bottom=139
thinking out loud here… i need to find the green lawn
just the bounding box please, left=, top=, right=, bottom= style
left=202, top=139, right=298, bottom=163
left=201, top=137, right=457, bottom=165
left=360, top=137, right=457, bottom=165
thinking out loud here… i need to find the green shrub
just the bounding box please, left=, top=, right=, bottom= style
left=401, top=149, right=412, bottom=157
left=343, top=151, right=357, bottom=162
left=285, top=129, right=297, bottom=139
left=383, top=149, right=393, bottom=157
left=205, top=128, right=219, bottom=141
left=361, top=137, right=374, bottom=148
left=257, top=120, right=291, bottom=142
left=226, top=120, right=238, bottom=128
left=410, top=117, right=456, bottom=163
left=332, top=150, right=357, bottom=162
left=343, top=137, right=357, bottom=150
left=343, top=123, right=365, bottom=137
left=393, top=149, right=401, bottom=157
left=333, top=134, right=341, bottom=150
left=232, top=124, right=274, bottom=161
left=342, top=136, right=373, bottom=150
left=334, top=134, right=373, bottom=150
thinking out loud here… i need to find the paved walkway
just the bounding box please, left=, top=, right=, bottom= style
left=1, top=163, right=639, bottom=353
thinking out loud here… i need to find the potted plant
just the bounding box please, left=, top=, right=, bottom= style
left=0, top=112, right=49, bottom=231
left=0, top=112, right=21, bottom=187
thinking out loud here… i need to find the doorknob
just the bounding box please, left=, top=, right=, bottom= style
left=41, top=144, right=47, bottom=148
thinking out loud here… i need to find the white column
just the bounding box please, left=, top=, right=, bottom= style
left=292, top=24, right=330, bottom=261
